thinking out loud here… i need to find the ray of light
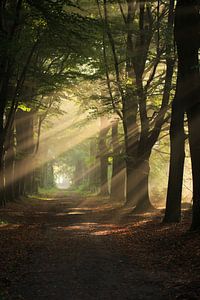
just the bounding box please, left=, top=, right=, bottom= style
left=3, top=114, right=112, bottom=188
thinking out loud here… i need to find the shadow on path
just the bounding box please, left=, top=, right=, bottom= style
left=0, top=194, right=179, bottom=299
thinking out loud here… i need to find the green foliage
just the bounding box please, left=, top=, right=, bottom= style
left=18, top=104, right=31, bottom=112
left=0, top=0, right=100, bottom=122
left=0, top=220, right=8, bottom=225
left=38, top=186, right=60, bottom=195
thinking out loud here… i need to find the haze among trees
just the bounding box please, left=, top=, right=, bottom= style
left=0, top=1, right=200, bottom=299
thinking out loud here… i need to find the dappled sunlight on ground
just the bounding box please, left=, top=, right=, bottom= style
left=0, top=224, right=21, bottom=230
left=56, top=211, right=86, bottom=216
left=91, top=228, right=129, bottom=236
left=28, top=195, right=56, bottom=201
left=76, top=205, right=116, bottom=211
left=0, top=194, right=162, bottom=238
left=53, top=217, right=155, bottom=237
left=0, top=194, right=200, bottom=299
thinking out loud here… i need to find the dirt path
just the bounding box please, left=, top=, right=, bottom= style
left=0, top=194, right=200, bottom=299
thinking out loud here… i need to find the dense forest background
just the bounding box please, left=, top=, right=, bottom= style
left=0, top=0, right=200, bottom=229
left=1, top=1, right=200, bottom=299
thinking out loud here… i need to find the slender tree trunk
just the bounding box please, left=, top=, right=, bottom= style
left=0, top=106, right=6, bottom=205
left=4, top=125, right=15, bottom=202
left=99, top=155, right=108, bottom=196
left=110, top=120, right=125, bottom=201
left=123, top=0, right=139, bottom=206
left=14, top=109, right=27, bottom=198
left=24, top=111, right=35, bottom=195
left=99, top=116, right=109, bottom=196
left=41, top=162, right=54, bottom=189
left=0, top=157, right=5, bottom=206
left=123, top=87, right=139, bottom=206
left=163, top=101, right=185, bottom=222
left=32, top=168, right=39, bottom=194
left=41, top=164, right=47, bottom=188
left=0, top=159, right=5, bottom=206
left=44, top=163, right=48, bottom=187
left=89, top=138, right=99, bottom=193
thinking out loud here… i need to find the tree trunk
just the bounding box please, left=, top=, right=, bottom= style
left=99, top=155, right=108, bottom=196
left=14, top=109, right=28, bottom=198
left=126, top=154, right=153, bottom=212
left=0, top=161, right=5, bottom=206
left=89, top=138, right=99, bottom=193
left=164, top=0, right=200, bottom=225
left=123, top=88, right=139, bottom=205
left=163, top=102, right=185, bottom=222
left=39, top=164, right=47, bottom=188
left=0, top=106, right=6, bottom=206
left=133, top=159, right=152, bottom=212
left=98, top=116, right=109, bottom=196
left=23, top=111, right=35, bottom=195
left=32, top=168, right=39, bottom=194
left=187, top=104, right=200, bottom=230
left=4, top=125, right=15, bottom=202
left=0, top=157, right=5, bottom=206
left=110, top=120, right=125, bottom=201
left=0, top=1, right=23, bottom=203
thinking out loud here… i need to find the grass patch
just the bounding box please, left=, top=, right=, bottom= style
left=38, top=187, right=60, bottom=195
left=0, top=220, right=8, bottom=225
left=32, top=187, right=68, bottom=199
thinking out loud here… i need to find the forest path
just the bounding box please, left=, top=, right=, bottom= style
left=0, top=193, right=199, bottom=299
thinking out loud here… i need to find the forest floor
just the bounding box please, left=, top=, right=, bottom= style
left=0, top=193, right=200, bottom=300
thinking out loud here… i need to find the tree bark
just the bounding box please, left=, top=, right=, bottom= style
left=163, top=101, right=185, bottom=222
left=187, top=104, right=200, bottom=230
left=89, top=138, right=99, bottom=193
left=98, top=116, right=110, bottom=196
left=14, top=109, right=32, bottom=198
left=164, top=0, right=200, bottom=225
left=4, top=124, right=15, bottom=202
left=131, top=158, right=152, bottom=212
left=0, top=1, right=23, bottom=203
left=110, top=120, right=125, bottom=201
